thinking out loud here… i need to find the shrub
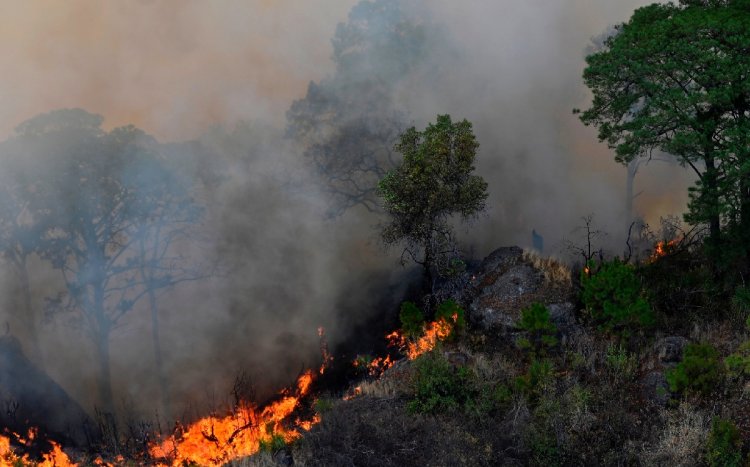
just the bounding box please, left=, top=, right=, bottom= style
left=725, top=341, right=750, bottom=379
left=666, top=343, right=722, bottom=396
left=706, top=418, right=742, bottom=467
left=408, top=351, right=473, bottom=414
left=259, top=433, right=287, bottom=453
left=605, top=344, right=638, bottom=381
left=435, top=299, right=466, bottom=333
left=581, top=259, right=654, bottom=331
left=516, top=358, right=554, bottom=399
left=518, top=303, right=558, bottom=354
left=399, top=301, right=425, bottom=338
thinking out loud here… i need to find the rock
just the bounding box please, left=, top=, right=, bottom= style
left=654, top=336, right=687, bottom=364
left=642, top=371, right=671, bottom=407
left=466, top=246, right=573, bottom=330
left=0, top=335, right=98, bottom=447
left=548, top=303, right=576, bottom=326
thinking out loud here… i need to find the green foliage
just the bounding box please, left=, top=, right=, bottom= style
left=314, top=398, right=334, bottom=414
left=732, top=285, right=750, bottom=327
left=576, top=0, right=750, bottom=272
left=259, top=433, right=287, bottom=453
left=435, top=299, right=466, bottom=334
left=725, top=341, right=750, bottom=379
left=378, top=114, right=488, bottom=282
left=581, top=259, right=654, bottom=332
left=408, top=351, right=474, bottom=414
left=706, top=417, right=743, bottom=467
left=605, top=344, right=638, bottom=381
left=666, top=343, right=723, bottom=396
left=518, top=303, right=558, bottom=354
left=399, top=301, right=425, bottom=338
left=516, top=358, right=554, bottom=399
left=527, top=431, right=562, bottom=467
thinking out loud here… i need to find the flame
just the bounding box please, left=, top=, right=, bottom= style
left=149, top=369, right=321, bottom=466
left=0, top=429, right=77, bottom=467
left=343, top=386, right=362, bottom=401
left=651, top=238, right=678, bottom=261
left=387, top=313, right=458, bottom=361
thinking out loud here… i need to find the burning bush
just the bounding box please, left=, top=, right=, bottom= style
left=399, top=301, right=425, bottom=339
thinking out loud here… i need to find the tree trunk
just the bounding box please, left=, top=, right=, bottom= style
left=148, top=287, right=171, bottom=423
left=626, top=159, right=637, bottom=225
left=93, top=283, right=115, bottom=417
left=15, top=256, right=43, bottom=364
left=703, top=154, right=722, bottom=274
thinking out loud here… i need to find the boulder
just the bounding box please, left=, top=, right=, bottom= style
left=0, top=335, right=97, bottom=447
left=466, top=247, right=574, bottom=330
left=654, top=336, right=688, bottom=365
left=641, top=371, right=672, bottom=407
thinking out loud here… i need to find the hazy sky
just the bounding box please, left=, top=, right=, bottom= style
left=0, top=1, right=358, bottom=139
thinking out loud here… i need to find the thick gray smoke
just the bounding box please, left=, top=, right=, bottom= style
left=0, top=0, right=694, bottom=424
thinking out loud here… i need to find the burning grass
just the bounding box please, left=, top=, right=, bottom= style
left=0, top=429, right=77, bottom=467
left=149, top=370, right=322, bottom=466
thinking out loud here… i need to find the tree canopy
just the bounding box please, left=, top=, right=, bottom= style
left=378, top=114, right=488, bottom=288
left=1, top=109, right=204, bottom=417
left=576, top=0, right=750, bottom=274
left=286, top=0, right=439, bottom=215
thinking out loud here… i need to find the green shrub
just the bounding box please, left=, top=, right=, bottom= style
left=259, top=433, right=287, bottom=453
left=435, top=299, right=466, bottom=333
left=399, top=301, right=425, bottom=338
left=581, top=259, right=654, bottom=331
left=518, top=303, right=558, bottom=354
left=408, top=351, right=474, bottom=414
left=725, top=341, right=750, bottom=379
left=516, top=358, right=554, bottom=398
left=666, top=343, right=722, bottom=396
left=706, top=417, right=742, bottom=467
left=605, top=344, right=638, bottom=381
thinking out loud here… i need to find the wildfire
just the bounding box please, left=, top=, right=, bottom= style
left=651, top=238, right=679, bottom=261
left=386, top=313, right=458, bottom=361
left=0, top=428, right=77, bottom=467
left=149, top=369, right=321, bottom=466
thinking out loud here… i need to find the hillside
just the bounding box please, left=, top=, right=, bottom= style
left=241, top=246, right=750, bottom=466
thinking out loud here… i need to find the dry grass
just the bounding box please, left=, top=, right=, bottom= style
left=640, top=403, right=709, bottom=467
left=223, top=451, right=280, bottom=466
left=522, top=250, right=572, bottom=288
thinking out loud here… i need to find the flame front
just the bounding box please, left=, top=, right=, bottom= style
left=0, top=429, right=77, bottom=467
left=149, top=369, right=320, bottom=466
left=387, top=313, right=458, bottom=361
left=652, top=239, right=679, bottom=261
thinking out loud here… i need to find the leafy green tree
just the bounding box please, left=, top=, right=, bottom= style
left=575, top=0, right=750, bottom=274
left=286, top=0, right=442, bottom=215
left=378, top=115, right=488, bottom=288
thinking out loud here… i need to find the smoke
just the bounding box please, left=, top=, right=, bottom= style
left=0, top=0, right=695, bottom=424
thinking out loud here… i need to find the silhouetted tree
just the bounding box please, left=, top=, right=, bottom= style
left=286, top=0, right=440, bottom=215
left=9, top=109, right=204, bottom=419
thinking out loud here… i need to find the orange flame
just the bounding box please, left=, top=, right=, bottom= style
left=0, top=429, right=77, bottom=467
left=149, top=369, right=321, bottom=466
left=387, top=313, right=458, bottom=361
left=651, top=239, right=678, bottom=261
